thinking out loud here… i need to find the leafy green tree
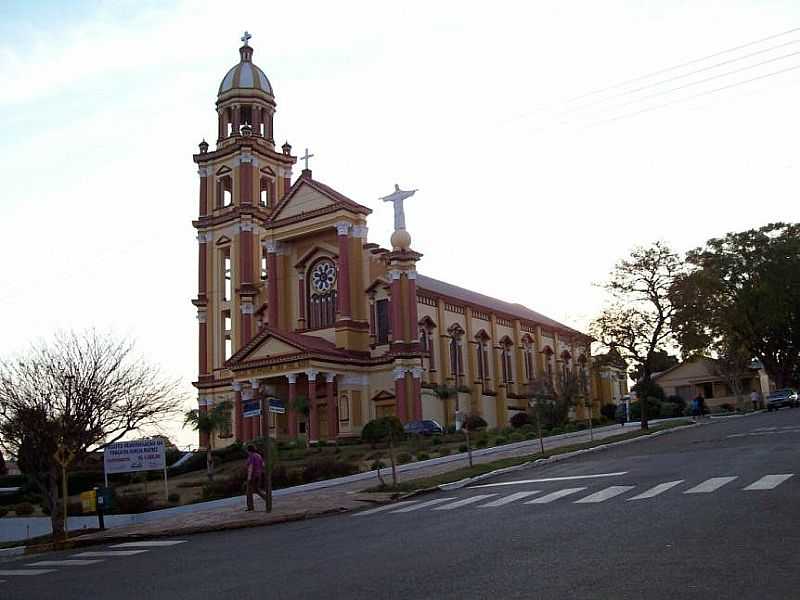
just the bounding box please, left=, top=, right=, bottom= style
left=183, top=400, right=232, bottom=481
left=591, top=242, right=683, bottom=430
left=629, top=350, right=678, bottom=381
left=671, top=223, right=800, bottom=388
left=360, top=416, right=404, bottom=486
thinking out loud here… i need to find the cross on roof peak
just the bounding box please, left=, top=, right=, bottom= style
left=241, top=31, right=252, bottom=46
left=301, top=148, right=315, bottom=171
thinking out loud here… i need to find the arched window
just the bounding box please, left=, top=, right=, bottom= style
left=475, top=330, right=490, bottom=382
left=448, top=324, right=465, bottom=385
left=542, top=346, right=555, bottom=382
left=259, top=177, right=272, bottom=208
left=522, top=335, right=535, bottom=381
left=419, top=317, right=436, bottom=371
left=217, top=175, right=233, bottom=208
left=500, top=337, right=514, bottom=384
left=307, top=258, right=337, bottom=329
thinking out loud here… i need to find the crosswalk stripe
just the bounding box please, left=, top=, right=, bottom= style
left=73, top=550, right=149, bottom=557
left=353, top=501, right=417, bottom=516
left=575, top=486, right=635, bottom=503
left=684, top=477, right=737, bottom=494
left=433, top=494, right=497, bottom=510
left=743, top=474, right=794, bottom=490
left=525, top=487, right=587, bottom=504
left=390, top=498, right=456, bottom=513
left=469, top=472, right=628, bottom=489
left=110, top=540, right=187, bottom=548
left=479, top=491, right=541, bottom=507
left=28, top=560, right=103, bottom=567
left=628, top=480, right=684, bottom=500
left=0, top=570, right=56, bottom=576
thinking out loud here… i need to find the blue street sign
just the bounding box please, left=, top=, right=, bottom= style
left=268, top=397, right=286, bottom=414
left=242, top=400, right=261, bottom=418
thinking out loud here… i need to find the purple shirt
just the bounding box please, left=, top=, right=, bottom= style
left=247, top=452, right=264, bottom=476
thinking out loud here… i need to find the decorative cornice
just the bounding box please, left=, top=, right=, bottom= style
left=336, top=222, right=351, bottom=236
left=196, top=232, right=211, bottom=243
left=351, top=225, right=368, bottom=239
left=407, top=270, right=418, bottom=280
left=388, top=270, right=402, bottom=281
left=325, top=372, right=336, bottom=383
left=198, top=167, right=210, bottom=177
left=286, top=373, right=298, bottom=384
left=305, top=369, right=319, bottom=379
left=240, top=303, right=254, bottom=315
left=231, top=381, right=242, bottom=391
left=238, top=222, right=255, bottom=232
left=393, top=367, right=407, bottom=380
left=411, top=366, right=424, bottom=379
left=196, top=308, right=208, bottom=323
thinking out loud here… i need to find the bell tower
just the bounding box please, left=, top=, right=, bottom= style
left=192, top=33, right=297, bottom=395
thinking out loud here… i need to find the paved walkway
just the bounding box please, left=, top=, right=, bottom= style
left=15, top=419, right=692, bottom=548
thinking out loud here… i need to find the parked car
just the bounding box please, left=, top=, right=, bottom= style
left=403, top=419, right=444, bottom=436
left=766, top=389, right=799, bottom=411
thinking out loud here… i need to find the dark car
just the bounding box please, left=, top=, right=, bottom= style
left=766, top=389, right=799, bottom=411
left=403, top=419, right=444, bottom=436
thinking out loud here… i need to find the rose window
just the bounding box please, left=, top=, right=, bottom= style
left=311, top=260, right=337, bottom=293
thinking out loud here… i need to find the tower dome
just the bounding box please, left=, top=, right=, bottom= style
left=218, top=32, right=274, bottom=98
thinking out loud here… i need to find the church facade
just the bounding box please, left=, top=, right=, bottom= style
left=192, top=37, right=593, bottom=449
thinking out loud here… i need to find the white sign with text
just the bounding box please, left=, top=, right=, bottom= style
left=103, top=438, right=166, bottom=474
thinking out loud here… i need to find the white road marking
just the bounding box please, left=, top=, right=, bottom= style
left=753, top=427, right=777, bottom=431
left=743, top=474, right=794, bottom=491
left=575, top=486, right=635, bottom=503
left=469, top=472, right=628, bottom=489
left=110, top=540, right=187, bottom=548
left=627, top=480, right=684, bottom=500
left=0, top=570, right=56, bottom=576
left=352, top=501, right=417, bottom=516
left=73, top=550, right=149, bottom=557
left=433, top=494, right=497, bottom=510
left=28, top=560, right=103, bottom=567
left=479, top=491, right=541, bottom=507
left=684, top=477, right=738, bottom=494
left=525, top=487, right=587, bottom=504
left=390, top=498, right=455, bottom=513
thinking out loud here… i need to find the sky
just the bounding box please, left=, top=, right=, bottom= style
left=2, top=0, right=799, bottom=448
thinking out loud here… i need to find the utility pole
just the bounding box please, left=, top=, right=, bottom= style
left=256, top=384, right=273, bottom=513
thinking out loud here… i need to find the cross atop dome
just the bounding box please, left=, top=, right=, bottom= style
left=241, top=31, right=252, bottom=47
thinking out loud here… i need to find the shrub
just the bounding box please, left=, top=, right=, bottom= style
left=494, top=436, right=508, bottom=445
left=416, top=452, right=430, bottom=461
left=397, top=452, right=413, bottom=465
left=114, top=493, right=153, bottom=514
left=302, top=459, right=358, bottom=484
left=201, top=468, right=247, bottom=500
left=212, top=441, right=247, bottom=463
left=14, top=502, right=34, bottom=516
left=445, top=424, right=457, bottom=434
left=438, top=447, right=451, bottom=456
left=167, top=493, right=181, bottom=504
left=370, top=460, right=386, bottom=470
left=475, top=438, right=488, bottom=449
left=508, top=432, right=524, bottom=443
left=0, top=506, right=8, bottom=518
left=600, top=403, right=617, bottom=421
left=630, top=397, right=661, bottom=420
left=168, top=451, right=208, bottom=477
left=458, top=444, right=468, bottom=453
left=525, top=432, right=537, bottom=440
left=510, top=412, right=532, bottom=429
left=431, top=436, right=443, bottom=446
left=463, top=414, right=488, bottom=431
left=67, top=501, right=84, bottom=516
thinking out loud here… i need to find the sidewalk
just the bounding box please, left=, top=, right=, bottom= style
left=10, top=418, right=691, bottom=552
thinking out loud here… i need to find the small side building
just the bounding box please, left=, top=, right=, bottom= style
left=592, top=349, right=629, bottom=408
left=652, top=356, right=773, bottom=410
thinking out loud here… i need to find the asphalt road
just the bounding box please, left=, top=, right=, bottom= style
left=3, top=410, right=800, bottom=599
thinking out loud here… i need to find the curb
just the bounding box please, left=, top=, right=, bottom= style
left=1, top=507, right=351, bottom=560
left=439, top=422, right=700, bottom=491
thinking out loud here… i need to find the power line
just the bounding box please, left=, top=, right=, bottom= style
left=585, top=62, right=800, bottom=129
left=573, top=48, right=800, bottom=118
left=564, top=37, right=800, bottom=115
left=565, top=25, right=800, bottom=104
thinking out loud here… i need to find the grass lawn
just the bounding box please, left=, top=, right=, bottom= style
left=361, top=420, right=693, bottom=494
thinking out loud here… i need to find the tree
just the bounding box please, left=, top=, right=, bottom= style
left=709, top=343, right=753, bottom=411
left=629, top=350, right=678, bottom=382
left=524, top=376, right=556, bottom=455
left=360, top=416, right=404, bottom=486
left=0, top=449, right=6, bottom=477
left=183, top=400, right=233, bottom=481
left=0, top=331, right=184, bottom=539
left=591, top=242, right=682, bottom=430
left=672, top=223, right=800, bottom=389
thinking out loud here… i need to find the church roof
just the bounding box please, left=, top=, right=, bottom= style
left=416, top=274, right=586, bottom=338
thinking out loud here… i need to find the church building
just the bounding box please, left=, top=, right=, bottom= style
left=192, top=35, right=593, bottom=449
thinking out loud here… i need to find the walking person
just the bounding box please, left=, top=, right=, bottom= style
left=245, top=444, right=267, bottom=511
left=750, top=390, right=761, bottom=411
left=691, top=395, right=702, bottom=420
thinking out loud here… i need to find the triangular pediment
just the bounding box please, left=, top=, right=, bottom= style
left=272, top=181, right=337, bottom=220
left=247, top=336, right=305, bottom=360
left=216, top=165, right=232, bottom=176
left=371, top=390, right=396, bottom=402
